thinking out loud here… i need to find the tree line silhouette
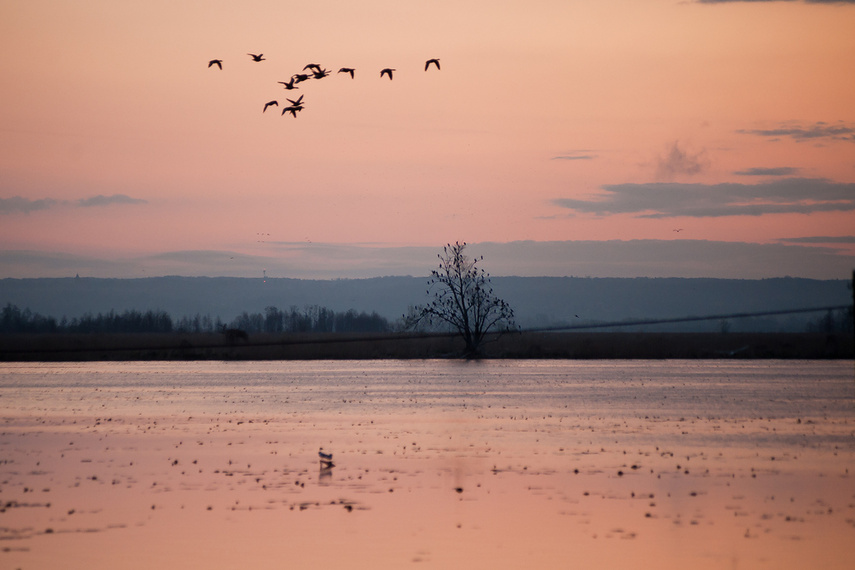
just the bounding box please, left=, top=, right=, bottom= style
left=1, top=303, right=849, bottom=336
left=0, top=304, right=393, bottom=335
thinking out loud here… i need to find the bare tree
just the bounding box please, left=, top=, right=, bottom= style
left=409, top=242, right=516, bottom=357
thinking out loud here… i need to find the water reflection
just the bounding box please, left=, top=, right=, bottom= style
left=0, top=360, right=853, bottom=569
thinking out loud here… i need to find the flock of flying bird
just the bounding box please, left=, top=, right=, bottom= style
left=207, top=53, right=441, bottom=118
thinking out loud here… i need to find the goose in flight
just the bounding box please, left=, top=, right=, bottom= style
left=303, top=63, right=322, bottom=72
left=247, top=53, right=265, bottom=62
left=278, top=77, right=298, bottom=90
left=425, top=58, right=440, bottom=71
left=286, top=95, right=304, bottom=106
left=311, top=67, right=330, bottom=79
left=282, top=105, right=303, bottom=118
left=263, top=100, right=278, bottom=113
left=208, top=59, right=223, bottom=70
left=338, top=67, right=355, bottom=78
left=380, top=68, right=395, bottom=80
left=292, top=73, right=311, bottom=84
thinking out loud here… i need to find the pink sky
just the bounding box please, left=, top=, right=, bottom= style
left=1, top=0, right=854, bottom=278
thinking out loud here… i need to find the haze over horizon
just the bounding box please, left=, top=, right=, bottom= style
left=2, top=1, right=854, bottom=280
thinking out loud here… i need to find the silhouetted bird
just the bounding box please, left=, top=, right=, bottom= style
left=303, top=63, right=322, bottom=72
left=380, top=68, right=395, bottom=80
left=263, top=100, right=278, bottom=113
left=292, top=74, right=311, bottom=84
left=282, top=105, right=303, bottom=117
left=311, top=67, right=330, bottom=79
left=287, top=95, right=304, bottom=106
left=278, top=78, right=298, bottom=90
left=425, top=58, right=440, bottom=71
left=338, top=67, right=355, bottom=78
left=248, top=53, right=265, bottom=62
left=208, top=59, right=223, bottom=70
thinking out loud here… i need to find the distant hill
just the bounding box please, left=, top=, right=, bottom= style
left=0, top=276, right=850, bottom=332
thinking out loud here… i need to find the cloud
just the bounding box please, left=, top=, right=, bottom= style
left=738, top=121, right=855, bottom=143
left=1, top=194, right=147, bottom=214
left=3, top=239, right=852, bottom=279
left=656, top=142, right=707, bottom=180
left=77, top=194, right=148, bottom=207
left=552, top=154, right=596, bottom=161
left=734, top=167, right=800, bottom=176
left=778, top=235, right=855, bottom=244
left=471, top=240, right=855, bottom=279
left=0, top=196, right=58, bottom=214
left=698, top=1, right=855, bottom=4
left=553, top=177, right=855, bottom=218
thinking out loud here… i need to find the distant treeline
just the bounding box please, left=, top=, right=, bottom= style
left=1, top=303, right=850, bottom=336
left=804, top=307, right=853, bottom=333
left=0, top=304, right=393, bottom=335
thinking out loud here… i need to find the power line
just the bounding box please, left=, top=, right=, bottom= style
left=520, top=304, right=852, bottom=333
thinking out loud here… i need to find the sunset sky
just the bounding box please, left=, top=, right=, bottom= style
left=2, top=0, right=854, bottom=279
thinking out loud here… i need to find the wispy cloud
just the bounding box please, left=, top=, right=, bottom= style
left=552, top=153, right=597, bottom=161
left=698, top=1, right=855, bottom=4
left=738, top=121, right=855, bottom=143
left=77, top=194, right=147, bottom=207
left=553, top=178, right=855, bottom=218
left=1, top=194, right=147, bottom=214
left=0, top=196, right=58, bottom=214
left=734, top=167, right=801, bottom=176
left=3, top=240, right=852, bottom=280
left=655, top=141, right=707, bottom=181
left=778, top=235, right=855, bottom=244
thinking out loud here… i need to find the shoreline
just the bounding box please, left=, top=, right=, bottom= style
left=1, top=331, right=852, bottom=361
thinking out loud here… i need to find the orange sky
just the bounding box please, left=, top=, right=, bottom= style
left=1, top=0, right=854, bottom=278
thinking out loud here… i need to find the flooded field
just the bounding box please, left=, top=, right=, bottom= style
left=1, top=360, right=854, bottom=569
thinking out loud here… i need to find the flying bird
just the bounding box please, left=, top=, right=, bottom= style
left=292, top=73, right=311, bottom=84
left=247, top=53, right=265, bottom=62
left=338, top=67, right=355, bottom=78
left=425, top=58, right=440, bottom=71
left=380, top=68, right=395, bottom=80
left=208, top=59, right=222, bottom=70
left=263, top=100, right=278, bottom=113
left=282, top=105, right=303, bottom=117
left=303, top=63, right=322, bottom=72
left=278, top=78, right=298, bottom=90
left=311, top=67, right=330, bottom=79
left=287, top=95, right=304, bottom=106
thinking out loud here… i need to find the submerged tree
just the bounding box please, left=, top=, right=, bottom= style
left=409, top=242, right=516, bottom=357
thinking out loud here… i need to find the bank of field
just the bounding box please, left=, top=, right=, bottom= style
left=0, top=331, right=852, bottom=361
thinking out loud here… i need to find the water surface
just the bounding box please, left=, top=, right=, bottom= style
left=1, top=360, right=853, bottom=569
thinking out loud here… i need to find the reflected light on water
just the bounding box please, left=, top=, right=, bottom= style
left=1, top=360, right=853, bottom=569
